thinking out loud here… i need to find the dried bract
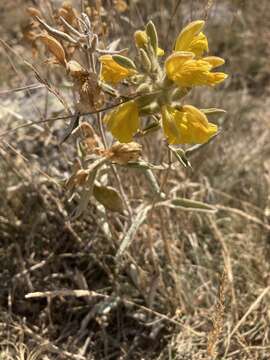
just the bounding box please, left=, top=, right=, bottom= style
left=105, top=142, right=142, bottom=165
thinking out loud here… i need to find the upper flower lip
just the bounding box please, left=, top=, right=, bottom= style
left=174, top=20, right=208, bottom=57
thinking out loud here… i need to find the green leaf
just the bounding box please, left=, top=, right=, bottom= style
left=116, top=205, right=151, bottom=258
left=200, top=108, right=226, bottom=115
left=93, top=185, right=124, bottom=212
left=112, top=55, right=137, bottom=70
left=169, top=198, right=216, bottom=213
left=125, top=160, right=167, bottom=171
left=146, top=21, right=158, bottom=55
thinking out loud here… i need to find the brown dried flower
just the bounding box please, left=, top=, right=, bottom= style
left=67, top=60, right=104, bottom=112
left=105, top=142, right=142, bottom=165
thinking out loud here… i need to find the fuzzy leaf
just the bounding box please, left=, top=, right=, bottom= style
left=169, top=146, right=191, bottom=168
left=200, top=108, right=226, bottom=115
left=169, top=198, right=216, bottom=212
left=116, top=205, right=151, bottom=258
left=93, top=185, right=124, bottom=212
left=146, top=21, right=158, bottom=54
left=112, top=55, right=137, bottom=70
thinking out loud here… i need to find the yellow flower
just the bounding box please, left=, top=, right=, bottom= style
left=99, top=55, right=136, bottom=84
left=103, top=101, right=139, bottom=143
left=161, top=104, right=218, bottom=144
left=134, top=30, right=164, bottom=56
left=175, top=20, right=208, bottom=57
left=165, top=51, right=227, bottom=87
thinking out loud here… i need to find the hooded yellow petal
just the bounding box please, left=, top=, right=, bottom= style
left=161, top=105, right=218, bottom=145
left=103, top=101, right=139, bottom=143
left=175, top=21, right=205, bottom=49
left=165, top=51, right=195, bottom=76
left=175, top=20, right=208, bottom=57
left=99, top=55, right=136, bottom=84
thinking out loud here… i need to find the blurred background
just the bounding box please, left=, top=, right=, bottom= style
left=0, top=0, right=270, bottom=359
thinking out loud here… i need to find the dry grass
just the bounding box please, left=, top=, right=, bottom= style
left=1, top=0, right=270, bottom=359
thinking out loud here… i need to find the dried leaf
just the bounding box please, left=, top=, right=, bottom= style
left=79, top=74, right=104, bottom=112
left=71, top=158, right=107, bottom=219
left=26, top=7, right=42, bottom=18
left=59, top=2, right=78, bottom=27
left=81, top=137, right=100, bottom=155
left=76, top=122, right=100, bottom=154
left=93, top=185, right=124, bottom=212
left=38, top=33, right=67, bottom=66
left=67, top=61, right=104, bottom=112
left=65, top=168, right=89, bottom=190
left=113, top=0, right=128, bottom=13
left=79, top=122, right=96, bottom=138
left=66, top=60, right=88, bottom=78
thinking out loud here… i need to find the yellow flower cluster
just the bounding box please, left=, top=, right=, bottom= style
left=99, top=20, right=227, bottom=145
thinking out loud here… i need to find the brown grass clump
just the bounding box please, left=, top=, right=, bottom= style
left=1, top=1, right=270, bottom=359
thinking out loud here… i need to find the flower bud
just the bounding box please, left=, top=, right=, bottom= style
left=139, top=48, right=152, bottom=72
left=134, top=30, right=148, bottom=48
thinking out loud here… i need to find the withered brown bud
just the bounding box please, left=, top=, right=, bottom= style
left=106, top=142, right=142, bottom=165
